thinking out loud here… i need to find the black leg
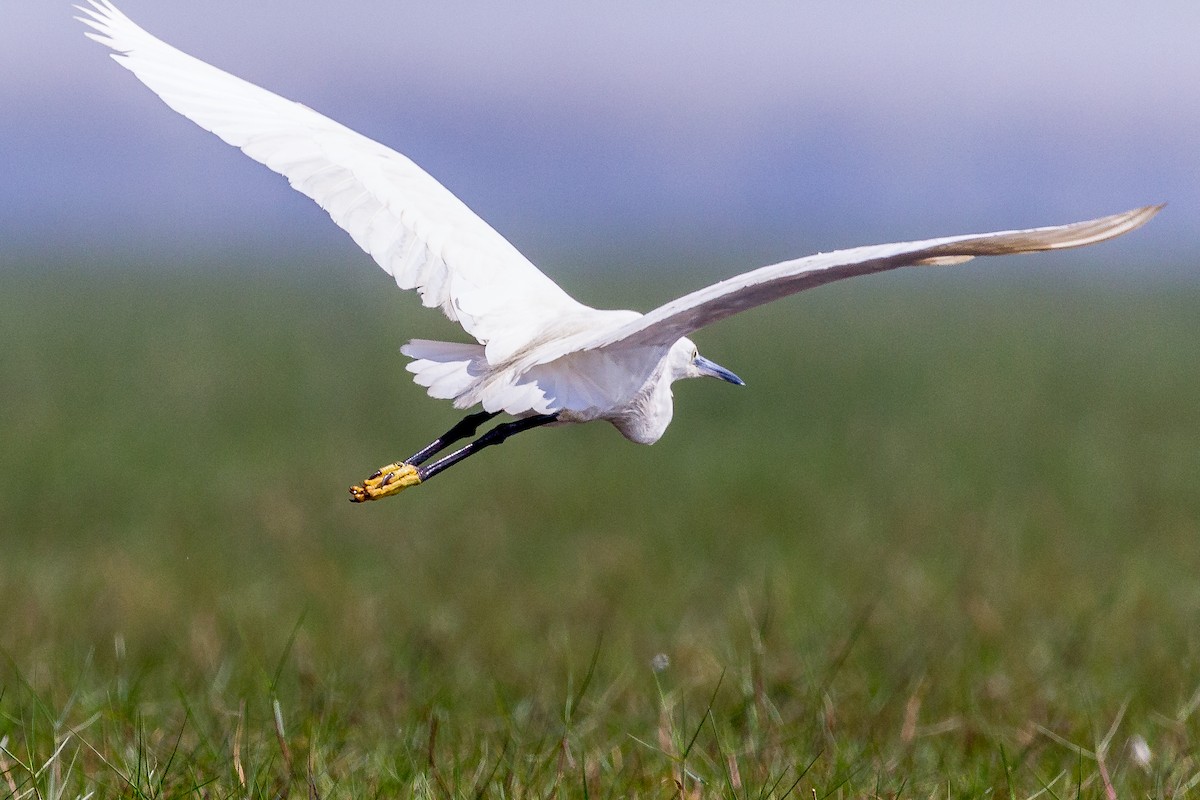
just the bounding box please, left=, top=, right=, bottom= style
left=416, top=413, right=559, bottom=482
left=351, top=411, right=558, bottom=502
left=404, top=410, right=498, bottom=467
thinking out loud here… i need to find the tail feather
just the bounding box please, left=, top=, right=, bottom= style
left=401, top=339, right=488, bottom=402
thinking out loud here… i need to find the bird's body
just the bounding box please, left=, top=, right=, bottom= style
left=404, top=329, right=700, bottom=444
left=78, top=0, right=1161, bottom=499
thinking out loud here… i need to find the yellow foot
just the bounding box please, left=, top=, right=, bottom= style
left=349, top=462, right=422, bottom=502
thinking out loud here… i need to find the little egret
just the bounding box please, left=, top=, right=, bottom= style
left=79, top=1, right=1161, bottom=501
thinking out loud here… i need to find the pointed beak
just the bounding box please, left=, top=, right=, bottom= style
left=693, top=355, right=745, bottom=386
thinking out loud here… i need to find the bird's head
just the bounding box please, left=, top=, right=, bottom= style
left=668, top=337, right=745, bottom=386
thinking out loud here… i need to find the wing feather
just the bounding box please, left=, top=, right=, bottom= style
left=583, top=205, right=1163, bottom=351
left=78, top=0, right=589, bottom=361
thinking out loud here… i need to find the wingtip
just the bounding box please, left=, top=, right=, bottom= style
left=1131, top=202, right=1166, bottom=221
left=1035, top=203, right=1165, bottom=252
left=1105, top=202, right=1165, bottom=239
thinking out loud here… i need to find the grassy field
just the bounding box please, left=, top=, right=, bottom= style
left=0, top=263, right=1198, bottom=798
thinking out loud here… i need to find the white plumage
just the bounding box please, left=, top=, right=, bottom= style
left=78, top=1, right=1161, bottom=495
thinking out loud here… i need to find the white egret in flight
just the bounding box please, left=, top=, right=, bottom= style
left=78, top=1, right=1161, bottom=501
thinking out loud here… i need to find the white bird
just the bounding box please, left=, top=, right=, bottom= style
left=78, top=1, right=1161, bottom=501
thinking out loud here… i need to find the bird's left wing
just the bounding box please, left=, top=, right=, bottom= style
left=78, top=1, right=590, bottom=362
left=581, top=205, right=1162, bottom=351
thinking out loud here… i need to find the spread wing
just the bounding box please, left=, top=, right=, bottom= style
left=584, top=205, right=1162, bottom=351
left=78, top=0, right=590, bottom=363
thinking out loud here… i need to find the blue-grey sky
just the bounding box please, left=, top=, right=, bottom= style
left=4, top=1, right=1196, bottom=275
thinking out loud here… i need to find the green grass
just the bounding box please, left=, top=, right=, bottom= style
left=1, top=264, right=1198, bottom=797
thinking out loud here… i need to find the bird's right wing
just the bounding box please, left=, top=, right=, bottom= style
left=78, top=0, right=590, bottom=363
left=583, top=205, right=1162, bottom=351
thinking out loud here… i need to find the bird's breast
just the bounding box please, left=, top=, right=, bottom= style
left=604, top=370, right=675, bottom=444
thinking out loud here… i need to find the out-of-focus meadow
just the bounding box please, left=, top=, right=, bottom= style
left=1, top=263, right=1197, bottom=797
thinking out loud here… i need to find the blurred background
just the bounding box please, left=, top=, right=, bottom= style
left=4, top=0, right=1196, bottom=274
left=1, top=4, right=1198, bottom=794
